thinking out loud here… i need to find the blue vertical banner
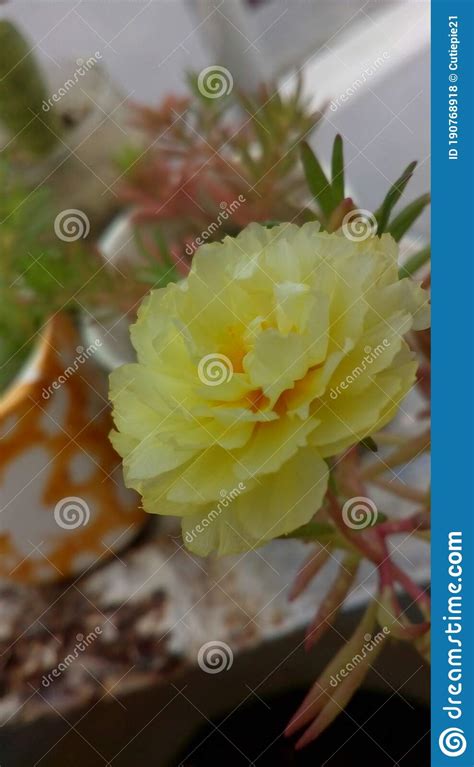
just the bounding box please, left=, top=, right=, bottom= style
left=432, top=0, right=474, bottom=764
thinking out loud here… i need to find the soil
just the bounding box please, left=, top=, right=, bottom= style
left=177, top=688, right=429, bottom=766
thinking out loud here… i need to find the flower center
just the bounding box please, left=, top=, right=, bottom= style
left=218, top=325, right=248, bottom=374
left=245, top=388, right=270, bottom=413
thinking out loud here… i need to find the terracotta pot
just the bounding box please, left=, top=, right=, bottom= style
left=0, top=314, right=145, bottom=584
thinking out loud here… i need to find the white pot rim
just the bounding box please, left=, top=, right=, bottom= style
left=0, top=317, right=56, bottom=408
left=81, top=212, right=137, bottom=373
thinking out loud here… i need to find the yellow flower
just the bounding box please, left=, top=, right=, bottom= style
left=109, top=223, right=430, bottom=556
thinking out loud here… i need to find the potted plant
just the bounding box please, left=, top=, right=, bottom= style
left=96, top=78, right=431, bottom=749
left=0, top=73, right=431, bottom=758
left=0, top=162, right=147, bottom=584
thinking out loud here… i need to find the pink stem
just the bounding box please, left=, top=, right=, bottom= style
left=375, top=511, right=430, bottom=537
left=327, top=491, right=384, bottom=564
left=390, top=562, right=431, bottom=609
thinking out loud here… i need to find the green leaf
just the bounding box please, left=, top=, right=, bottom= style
left=398, top=245, right=431, bottom=279
left=331, top=134, right=345, bottom=205
left=281, top=521, right=336, bottom=542
left=0, top=21, right=62, bottom=156
left=375, top=161, right=417, bottom=234
left=153, top=227, right=174, bottom=270
left=300, top=141, right=334, bottom=219
left=238, top=91, right=272, bottom=155
left=114, top=144, right=144, bottom=175
left=388, top=194, right=431, bottom=242
left=133, top=225, right=180, bottom=287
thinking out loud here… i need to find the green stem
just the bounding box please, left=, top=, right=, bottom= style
left=398, top=245, right=431, bottom=279
left=281, top=521, right=350, bottom=550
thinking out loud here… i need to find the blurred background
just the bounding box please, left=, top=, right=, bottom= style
left=0, top=2, right=430, bottom=766
left=5, top=0, right=430, bottom=228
